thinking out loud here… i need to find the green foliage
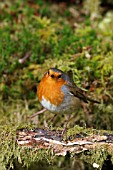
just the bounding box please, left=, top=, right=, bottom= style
left=84, top=0, right=101, bottom=19
left=0, top=0, right=113, bottom=131
left=82, top=147, right=109, bottom=170
left=0, top=118, right=54, bottom=169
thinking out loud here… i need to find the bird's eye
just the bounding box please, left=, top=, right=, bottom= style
left=58, top=74, right=62, bottom=79
left=51, top=74, right=55, bottom=78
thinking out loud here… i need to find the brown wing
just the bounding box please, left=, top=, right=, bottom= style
left=66, top=83, right=100, bottom=104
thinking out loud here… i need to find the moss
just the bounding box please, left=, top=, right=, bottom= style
left=64, top=125, right=113, bottom=141
left=81, top=147, right=110, bottom=170
left=0, top=117, right=55, bottom=169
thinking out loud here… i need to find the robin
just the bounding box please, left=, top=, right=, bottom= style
left=30, top=68, right=99, bottom=131
left=37, top=68, right=99, bottom=114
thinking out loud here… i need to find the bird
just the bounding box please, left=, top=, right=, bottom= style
left=37, top=68, right=99, bottom=115
left=29, top=68, right=100, bottom=134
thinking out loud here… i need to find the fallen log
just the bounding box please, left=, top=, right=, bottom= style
left=16, top=128, right=113, bottom=156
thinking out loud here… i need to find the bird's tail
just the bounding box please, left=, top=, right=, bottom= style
left=86, top=96, right=100, bottom=104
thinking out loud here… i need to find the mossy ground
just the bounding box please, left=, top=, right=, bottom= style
left=0, top=0, right=113, bottom=169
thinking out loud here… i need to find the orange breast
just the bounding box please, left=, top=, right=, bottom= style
left=37, top=75, right=66, bottom=106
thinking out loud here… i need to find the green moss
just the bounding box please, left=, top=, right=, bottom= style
left=81, top=147, right=109, bottom=170
left=0, top=117, right=54, bottom=169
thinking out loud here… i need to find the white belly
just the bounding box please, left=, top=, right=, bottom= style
left=41, top=96, right=57, bottom=112
left=40, top=94, right=81, bottom=114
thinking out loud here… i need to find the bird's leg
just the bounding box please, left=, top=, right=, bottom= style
left=30, top=108, right=47, bottom=118
left=61, top=114, right=72, bottom=136
left=81, top=102, right=88, bottom=114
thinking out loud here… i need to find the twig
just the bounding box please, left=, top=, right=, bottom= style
left=18, top=51, right=31, bottom=64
